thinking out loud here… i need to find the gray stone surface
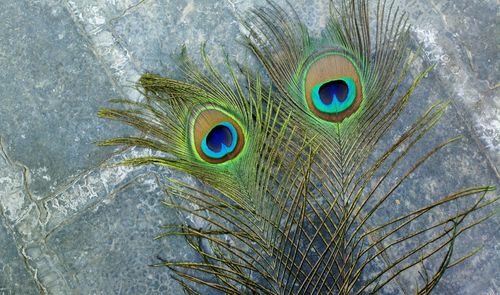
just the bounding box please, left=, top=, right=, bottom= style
left=0, top=217, right=39, bottom=295
left=0, top=0, right=132, bottom=199
left=402, top=0, right=499, bottom=170
left=0, top=0, right=498, bottom=294
left=46, top=173, right=184, bottom=295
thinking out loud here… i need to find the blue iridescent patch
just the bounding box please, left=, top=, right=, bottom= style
left=311, top=78, right=356, bottom=113
left=201, top=122, right=238, bottom=159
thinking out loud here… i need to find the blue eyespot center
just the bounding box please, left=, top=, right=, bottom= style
left=201, top=122, right=238, bottom=159
left=312, top=78, right=356, bottom=114
left=206, top=125, right=233, bottom=152
left=319, top=80, right=348, bottom=104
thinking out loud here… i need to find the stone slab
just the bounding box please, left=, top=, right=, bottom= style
left=0, top=217, right=39, bottom=295
left=0, top=0, right=133, bottom=199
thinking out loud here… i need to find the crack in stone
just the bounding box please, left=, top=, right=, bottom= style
left=0, top=137, right=70, bottom=294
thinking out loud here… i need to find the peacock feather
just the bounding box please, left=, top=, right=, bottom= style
left=97, top=0, right=497, bottom=294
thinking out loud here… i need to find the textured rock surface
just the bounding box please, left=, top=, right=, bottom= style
left=0, top=0, right=497, bottom=294
left=0, top=217, right=39, bottom=294
left=0, top=0, right=134, bottom=199
left=46, top=174, right=185, bottom=294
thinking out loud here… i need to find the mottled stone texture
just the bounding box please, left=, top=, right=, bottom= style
left=46, top=175, right=185, bottom=294
left=0, top=0, right=132, bottom=198
left=0, top=0, right=498, bottom=294
left=0, top=218, right=39, bottom=294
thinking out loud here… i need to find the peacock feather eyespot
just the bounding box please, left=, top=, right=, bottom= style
left=303, top=53, right=363, bottom=122
left=311, top=77, right=356, bottom=114
left=201, top=122, right=238, bottom=159
left=191, top=107, right=245, bottom=164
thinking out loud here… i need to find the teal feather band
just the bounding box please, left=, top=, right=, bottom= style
left=201, top=121, right=238, bottom=159
left=311, top=78, right=356, bottom=114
